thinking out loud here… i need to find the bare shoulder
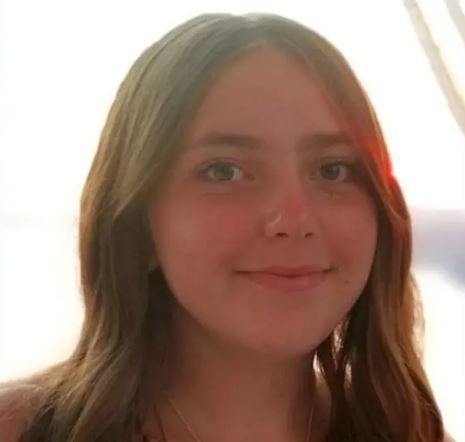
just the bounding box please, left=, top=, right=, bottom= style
left=0, top=382, right=42, bottom=442
left=444, top=432, right=456, bottom=442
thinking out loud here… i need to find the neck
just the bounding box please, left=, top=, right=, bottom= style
left=151, top=306, right=317, bottom=442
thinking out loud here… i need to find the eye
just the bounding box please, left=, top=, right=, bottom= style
left=201, top=161, right=245, bottom=182
left=316, top=161, right=356, bottom=182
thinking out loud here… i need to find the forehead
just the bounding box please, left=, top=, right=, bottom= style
left=184, top=47, right=344, bottom=143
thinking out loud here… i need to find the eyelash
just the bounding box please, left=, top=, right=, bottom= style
left=198, top=159, right=361, bottom=183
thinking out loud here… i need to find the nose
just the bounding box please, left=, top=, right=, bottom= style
left=262, top=180, right=319, bottom=240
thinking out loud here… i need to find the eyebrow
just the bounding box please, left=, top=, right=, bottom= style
left=188, top=130, right=355, bottom=153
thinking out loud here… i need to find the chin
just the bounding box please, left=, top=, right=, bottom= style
left=236, top=333, right=324, bottom=361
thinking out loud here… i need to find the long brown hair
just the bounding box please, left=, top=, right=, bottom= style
left=11, top=13, right=444, bottom=441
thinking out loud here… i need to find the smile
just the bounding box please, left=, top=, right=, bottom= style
left=236, top=269, right=330, bottom=293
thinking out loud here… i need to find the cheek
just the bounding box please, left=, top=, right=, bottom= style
left=311, top=193, right=377, bottom=330
left=319, top=194, right=378, bottom=277
left=150, top=192, right=253, bottom=266
left=148, top=192, right=254, bottom=321
left=196, top=196, right=254, bottom=246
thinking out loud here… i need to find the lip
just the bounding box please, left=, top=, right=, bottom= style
left=237, top=267, right=330, bottom=293
left=245, top=265, right=328, bottom=276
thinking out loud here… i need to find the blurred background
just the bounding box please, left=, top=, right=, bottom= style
left=0, top=0, right=464, bottom=440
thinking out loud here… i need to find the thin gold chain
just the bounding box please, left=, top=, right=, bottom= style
left=161, top=384, right=316, bottom=442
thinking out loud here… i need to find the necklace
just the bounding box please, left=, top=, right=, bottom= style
left=161, top=383, right=316, bottom=442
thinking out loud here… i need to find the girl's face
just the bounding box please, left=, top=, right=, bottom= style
left=147, top=48, right=378, bottom=358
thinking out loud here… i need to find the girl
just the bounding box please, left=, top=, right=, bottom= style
left=0, top=12, right=453, bottom=442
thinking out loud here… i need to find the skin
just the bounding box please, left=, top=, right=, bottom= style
left=146, top=47, right=378, bottom=442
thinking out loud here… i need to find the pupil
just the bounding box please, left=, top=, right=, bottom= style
left=322, top=164, right=340, bottom=180
left=213, top=165, right=234, bottom=180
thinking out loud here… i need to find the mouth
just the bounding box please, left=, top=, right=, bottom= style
left=236, top=268, right=331, bottom=293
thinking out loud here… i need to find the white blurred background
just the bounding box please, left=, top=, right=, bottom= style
left=0, top=1, right=464, bottom=440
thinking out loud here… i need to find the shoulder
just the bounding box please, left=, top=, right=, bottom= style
left=444, top=432, right=456, bottom=442
left=0, top=383, right=42, bottom=442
